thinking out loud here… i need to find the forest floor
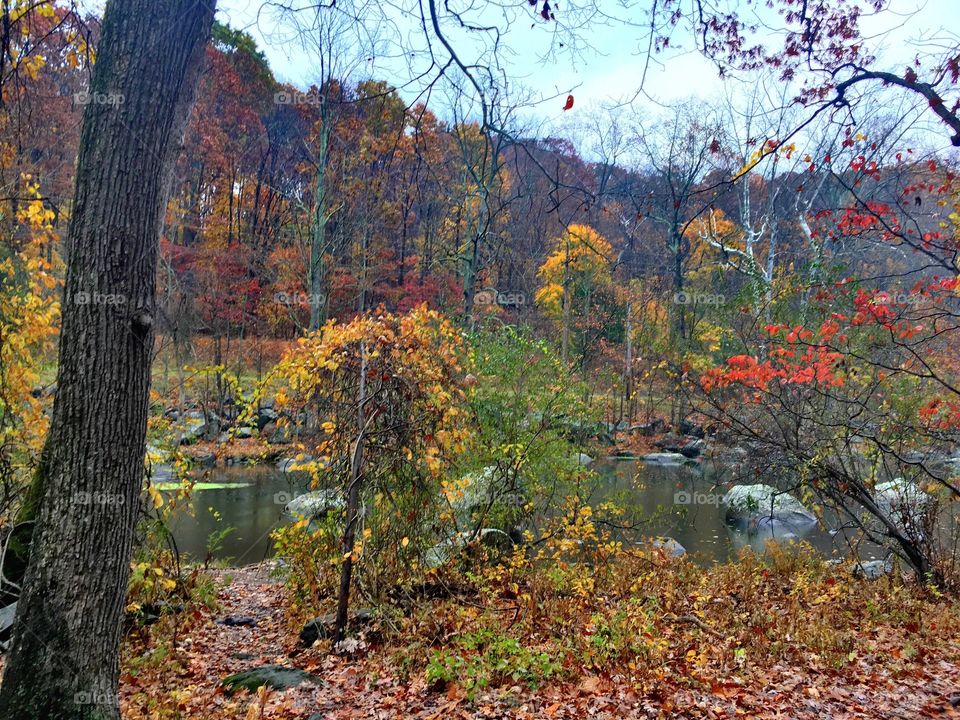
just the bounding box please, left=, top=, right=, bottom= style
left=118, top=561, right=960, bottom=720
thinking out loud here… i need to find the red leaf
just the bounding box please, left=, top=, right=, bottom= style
left=563, top=94, right=574, bottom=111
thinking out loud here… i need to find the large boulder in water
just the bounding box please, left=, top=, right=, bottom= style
left=726, top=522, right=810, bottom=553
left=276, top=455, right=314, bottom=473
left=679, top=438, right=707, bottom=458
left=283, top=490, right=344, bottom=520
left=723, top=484, right=817, bottom=529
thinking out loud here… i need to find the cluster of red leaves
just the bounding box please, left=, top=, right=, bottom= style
left=919, top=397, right=960, bottom=432
left=705, top=274, right=960, bottom=430
left=836, top=201, right=899, bottom=240
left=701, top=325, right=845, bottom=394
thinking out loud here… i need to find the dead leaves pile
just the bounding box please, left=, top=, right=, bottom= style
left=119, top=558, right=960, bottom=719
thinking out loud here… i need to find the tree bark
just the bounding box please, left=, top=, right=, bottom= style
left=335, top=342, right=367, bottom=644
left=309, top=116, right=331, bottom=331
left=0, top=1, right=214, bottom=718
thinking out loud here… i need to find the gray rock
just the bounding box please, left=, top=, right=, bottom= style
left=234, top=426, right=255, bottom=439
left=574, top=452, right=593, bottom=466
left=300, top=608, right=374, bottom=646
left=679, top=438, right=706, bottom=458
left=723, top=484, right=817, bottom=529
left=277, top=455, right=313, bottom=473
left=640, top=452, right=689, bottom=465
left=192, top=451, right=216, bottom=468
left=145, top=463, right=174, bottom=483
left=875, top=478, right=931, bottom=513
left=629, top=419, right=665, bottom=436
left=145, top=443, right=170, bottom=462
left=0, top=602, right=17, bottom=640
left=873, top=478, right=932, bottom=532
left=680, top=419, right=705, bottom=438
left=726, top=521, right=812, bottom=553
left=216, top=616, right=257, bottom=627
left=643, top=537, right=686, bottom=557
left=712, top=446, right=748, bottom=459
left=853, top=558, right=894, bottom=580
left=655, top=433, right=685, bottom=452
left=451, top=467, right=501, bottom=516
left=284, top=490, right=344, bottom=519
left=135, top=601, right=185, bottom=626
left=267, top=424, right=292, bottom=445
left=30, top=384, right=55, bottom=399
left=177, top=410, right=220, bottom=444
left=254, top=407, right=279, bottom=430
left=221, top=665, right=322, bottom=694
left=424, top=528, right=513, bottom=569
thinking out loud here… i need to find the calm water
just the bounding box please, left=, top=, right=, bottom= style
left=164, top=459, right=885, bottom=565
left=592, top=459, right=883, bottom=562
left=163, top=465, right=311, bottom=564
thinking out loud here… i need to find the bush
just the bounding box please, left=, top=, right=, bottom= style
left=425, top=629, right=562, bottom=699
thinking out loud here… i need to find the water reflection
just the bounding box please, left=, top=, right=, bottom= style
left=163, top=466, right=310, bottom=564
left=164, top=459, right=886, bottom=566
left=589, top=459, right=885, bottom=563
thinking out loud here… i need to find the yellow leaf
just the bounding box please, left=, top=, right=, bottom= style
left=148, top=485, right=164, bottom=509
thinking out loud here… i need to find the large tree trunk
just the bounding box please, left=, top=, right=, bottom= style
left=0, top=2, right=214, bottom=718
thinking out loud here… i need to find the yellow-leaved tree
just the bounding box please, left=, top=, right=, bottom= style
left=262, top=305, right=473, bottom=640
left=534, top=224, right=613, bottom=365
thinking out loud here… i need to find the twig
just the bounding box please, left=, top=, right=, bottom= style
left=667, top=612, right=724, bottom=639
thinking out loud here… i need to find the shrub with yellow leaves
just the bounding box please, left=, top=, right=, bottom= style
left=0, top=177, right=61, bottom=529
left=263, top=305, right=473, bottom=614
